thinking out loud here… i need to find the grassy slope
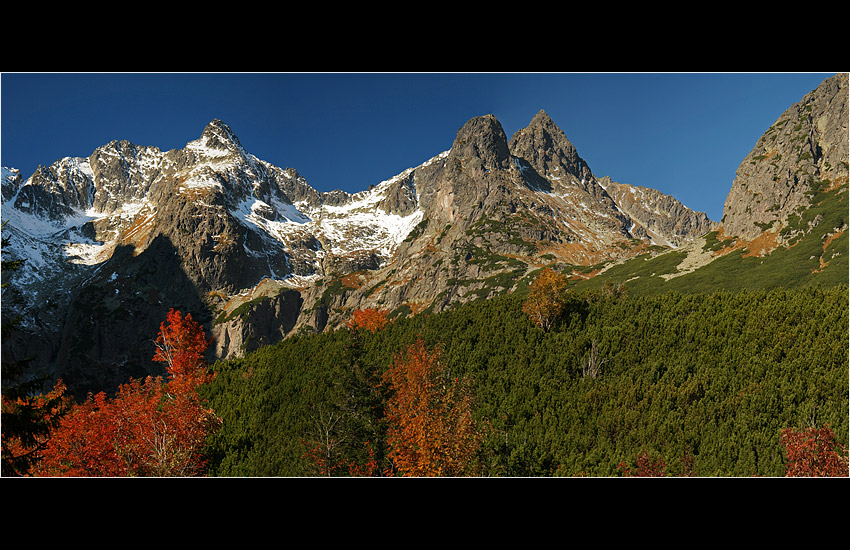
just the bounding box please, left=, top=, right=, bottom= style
left=570, top=183, right=848, bottom=296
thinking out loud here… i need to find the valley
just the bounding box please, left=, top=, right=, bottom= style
left=1, top=72, right=847, bottom=477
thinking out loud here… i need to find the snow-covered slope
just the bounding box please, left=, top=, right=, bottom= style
left=300, top=171, right=424, bottom=258
left=1, top=121, right=435, bottom=325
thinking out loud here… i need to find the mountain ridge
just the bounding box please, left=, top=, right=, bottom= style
left=2, top=111, right=715, bottom=295
left=2, top=95, right=818, bottom=396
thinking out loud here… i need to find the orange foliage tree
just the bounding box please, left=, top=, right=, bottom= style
left=153, top=308, right=211, bottom=382
left=1, top=220, right=73, bottom=476
left=383, top=339, right=482, bottom=476
left=522, top=267, right=569, bottom=332
left=1, top=379, right=70, bottom=476
left=780, top=424, right=849, bottom=477
left=301, top=432, right=381, bottom=477
left=35, top=309, right=220, bottom=477
left=346, top=308, right=389, bottom=333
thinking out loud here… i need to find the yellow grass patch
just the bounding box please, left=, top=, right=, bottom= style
left=711, top=227, right=746, bottom=257
left=340, top=271, right=367, bottom=289
left=119, top=211, right=156, bottom=255
left=741, top=229, right=781, bottom=258
left=404, top=301, right=430, bottom=315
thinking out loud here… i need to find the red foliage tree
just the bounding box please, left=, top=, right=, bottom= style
left=383, top=339, right=481, bottom=476
left=780, top=425, right=849, bottom=477
left=35, top=309, right=220, bottom=477
left=346, top=308, right=390, bottom=333
left=618, top=450, right=669, bottom=477
left=153, top=308, right=212, bottom=384
left=618, top=449, right=698, bottom=477
left=301, top=435, right=380, bottom=477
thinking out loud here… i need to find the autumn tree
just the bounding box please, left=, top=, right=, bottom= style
left=780, top=425, right=849, bottom=477
left=300, top=411, right=381, bottom=477
left=153, top=308, right=212, bottom=383
left=301, top=406, right=349, bottom=476
left=522, top=267, right=569, bottom=332
left=383, top=339, right=481, bottom=476
left=1, top=379, right=70, bottom=476
left=35, top=309, right=220, bottom=477
left=346, top=307, right=390, bottom=333
left=618, top=450, right=669, bottom=477
left=617, top=448, right=699, bottom=477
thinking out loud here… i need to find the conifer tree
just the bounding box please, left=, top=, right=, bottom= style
left=302, top=309, right=390, bottom=476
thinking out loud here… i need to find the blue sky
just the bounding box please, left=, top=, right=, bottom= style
left=0, top=72, right=836, bottom=221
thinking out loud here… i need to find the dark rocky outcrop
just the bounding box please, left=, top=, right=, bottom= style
left=211, top=288, right=303, bottom=359
left=55, top=237, right=210, bottom=397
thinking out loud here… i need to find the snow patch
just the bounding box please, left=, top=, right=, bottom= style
left=230, top=194, right=311, bottom=245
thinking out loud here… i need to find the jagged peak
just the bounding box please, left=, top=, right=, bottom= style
left=529, top=109, right=554, bottom=125
left=454, top=113, right=506, bottom=139
left=513, top=109, right=573, bottom=147
left=449, top=114, right=511, bottom=170
left=194, top=119, right=244, bottom=153
left=510, top=109, right=591, bottom=184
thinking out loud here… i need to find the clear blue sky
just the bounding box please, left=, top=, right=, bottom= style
left=1, top=72, right=836, bottom=221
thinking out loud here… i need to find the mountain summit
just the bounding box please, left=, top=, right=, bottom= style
left=3, top=110, right=716, bottom=396
left=510, top=109, right=594, bottom=186
left=195, top=119, right=245, bottom=153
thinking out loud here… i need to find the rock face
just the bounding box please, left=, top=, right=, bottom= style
left=509, top=109, right=595, bottom=189
left=211, top=287, right=303, bottom=359
left=3, top=110, right=717, bottom=396
left=600, top=178, right=717, bottom=247
left=722, top=73, right=849, bottom=241
left=265, top=110, right=718, bottom=338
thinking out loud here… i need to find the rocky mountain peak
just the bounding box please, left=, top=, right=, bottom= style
left=183, top=119, right=247, bottom=164
left=509, top=109, right=593, bottom=188
left=1, top=167, right=23, bottom=202
left=87, top=139, right=165, bottom=216
left=1, top=105, right=751, bottom=396
left=447, top=114, right=512, bottom=174
left=198, top=119, right=243, bottom=151
left=12, top=159, right=94, bottom=223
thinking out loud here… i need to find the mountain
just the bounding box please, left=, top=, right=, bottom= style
left=0, top=104, right=761, bottom=397
left=568, top=73, right=848, bottom=296
left=722, top=73, right=848, bottom=244
left=281, top=111, right=715, bottom=335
